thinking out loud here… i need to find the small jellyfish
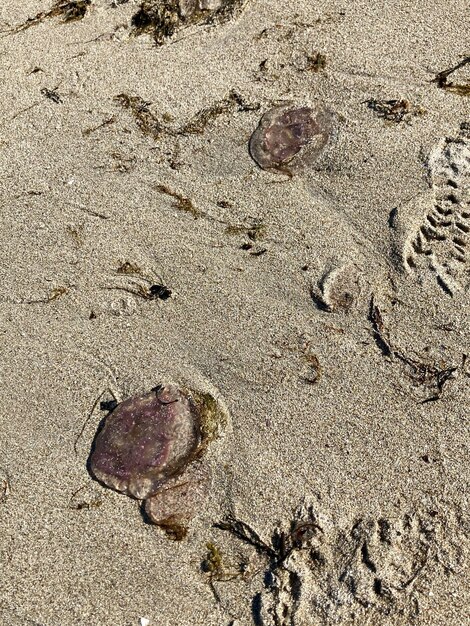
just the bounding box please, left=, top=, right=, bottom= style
left=89, top=383, right=227, bottom=538
left=249, top=103, right=332, bottom=174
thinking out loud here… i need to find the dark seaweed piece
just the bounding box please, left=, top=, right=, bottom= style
left=23, top=286, right=69, bottom=305
left=368, top=295, right=460, bottom=401
left=41, top=87, right=63, bottom=104
left=106, top=278, right=172, bottom=302
left=368, top=295, right=392, bottom=357
left=433, top=56, right=470, bottom=96
left=201, top=541, right=249, bottom=603
left=100, top=399, right=118, bottom=412
left=68, top=484, right=103, bottom=510
left=155, top=184, right=201, bottom=218
left=178, top=99, right=234, bottom=135
left=177, top=90, right=259, bottom=135
left=149, top=284, right=172, bottom=300
left=132, top=0, right=183, bottom=44
left=419, top=364, right=458, bottom=403
left=105, top=264, right=173, bottom=302
left=115, top=90, right=258, bottom=145
left=7, top=0, right=91, bottom=34
left=215, top=515, right=278, bottom=561
left=364, top=98, right=426, bottom=123
left=132, top=0, right=245, bottom=45
left=302, top=52, right=327, bottom=73
left=114, top=94, right=165, bottom=140
left=0, top=469, right=11, bottom=503
left=82, top=116, right=116, bottom=136
left=215, top=506, right=322, bottom=570
left=55, top=0, right=91, bottom=21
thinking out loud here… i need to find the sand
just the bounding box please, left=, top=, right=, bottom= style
left=0, top=1, right=469, bottom=624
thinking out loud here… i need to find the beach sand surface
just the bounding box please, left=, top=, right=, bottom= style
left=0, top=1, right=469, bottom=624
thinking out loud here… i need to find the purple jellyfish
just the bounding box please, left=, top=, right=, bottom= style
left=89, top=383, right=227, bottom=538
left=249, top=103, right=333, bottom=174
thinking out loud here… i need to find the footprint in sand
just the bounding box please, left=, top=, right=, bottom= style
left=253, top=500, right=467, bottom=626
left=390, top=123, right=470, bottom=296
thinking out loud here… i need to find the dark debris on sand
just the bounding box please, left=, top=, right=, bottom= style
left=7, top=0, right=92, bottom=34
left=131, top=0, right=246, bottom=45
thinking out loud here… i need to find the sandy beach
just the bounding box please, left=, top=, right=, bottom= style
left=0, top=1, right=469, bottom=624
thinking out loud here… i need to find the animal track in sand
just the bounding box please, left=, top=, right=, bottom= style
left=236, top=500, right=468, bottom=626
left=392, top=124, right=470, bottom=296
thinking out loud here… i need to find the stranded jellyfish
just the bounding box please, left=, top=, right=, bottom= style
left=89, top=383, right=227, bottom=539
left=249, top=103, right=333, bottom=174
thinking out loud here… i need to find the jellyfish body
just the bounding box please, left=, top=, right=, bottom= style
left=144, top=461, right=210, bottom=539
left=89, top=383, right=226, bottom=538
left=249, top=103, right=332, bottom=173
left=89, top=384, right=201, bottom=499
